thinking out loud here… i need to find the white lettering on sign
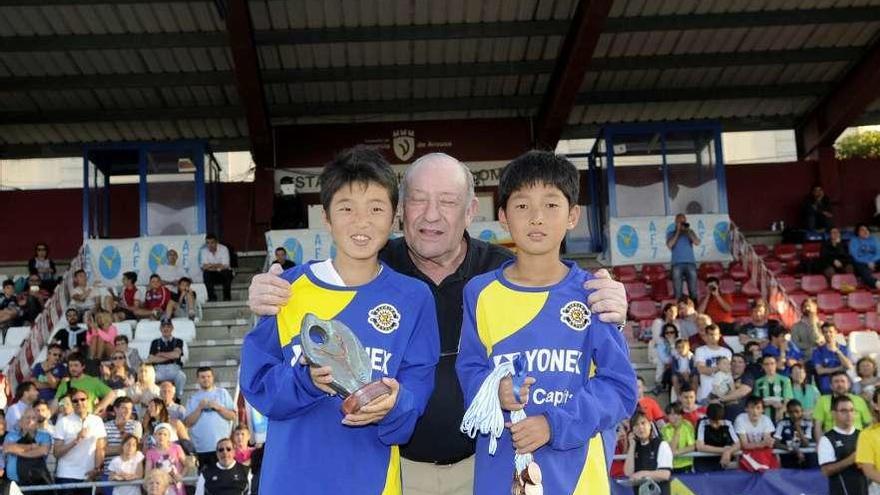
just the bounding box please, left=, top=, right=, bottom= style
left=491, top=349, right=583, bottom=374
left=364, top=347, right=392, bottom=374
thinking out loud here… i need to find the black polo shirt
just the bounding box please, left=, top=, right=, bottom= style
left=149, top=337, right=185, bottom=367
left=381, top=233, right=511, bottom=463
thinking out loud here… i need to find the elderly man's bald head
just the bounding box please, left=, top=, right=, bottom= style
left=401, top=153, right=474, bottom=203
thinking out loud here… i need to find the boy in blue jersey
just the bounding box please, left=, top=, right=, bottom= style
left=239, top=147, right=440, bottom=495
left=456, top=151, right=638, bottom=495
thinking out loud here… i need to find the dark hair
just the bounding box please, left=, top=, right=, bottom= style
left=666, top=401, right=683, bottom=415
left=123, top=271, right=138, bottom=284
left=498, top=151, right=579, bottom=210
left=113, top=396, right=134, bottom=408
left=856, top=223, right=870, bottom=233
left=67, top=387, right=88, bottom=399
left=1, top=279, right=12, bottom=289
left=629, top=411, right=651, bottom=437
left=197, top=366, right=214, bottom=376
left=32, top=399, right=49, bottom=409
left=790, top=362, right=804, bottom=371
left=706, top=402, right=725, bottom=421
left=636, top=376, right=645, bottom=384
left=216, top=437, right=234, bottom=449
left=178, top=277, right=192, bottom=285
left=679, top=384, right=695, bottom=395
left=15, top=381, right=37, bottom=400
left=275, top=247, right=286, bottom=253
left=662, top=303, right=676, bottom=316
left=233, top=423, right=250, bottom=433
left=318, top=146, right=398, bottom=214
left=745, top=396, right=763, bottom=408
left=745, top=341, right=761, bottom=351
left=731, top=353, right=747, bottom=363
left=74, top=269, right=86, bottom=277
left=873, top=388, right=880, bottom=404
left=822, top=322, right=837, bottom=332
left=677, top=296, right=694, bottom=306
left=752, top=299, right=767, bottom=310
left=706, top=276, right=720, bottom=285
left=148, top=398, right=170, bottom=424
left=768, top=326, right=786, bottom=340
left=830, top=370, right=850, bottom=383
left=705, top=323, right=720, bottom=334
left=149, top=273, right=160, bottom=281
left=206, top=234, right=218, bottom=241
left=662, top=324, right=679, bottom=338
left=787, top=399, right=802, bottom=410
left=831, top=394, right=853, bottom=411
left=35, top=243, right=48, bottom=254
left=674, top=338, right=688, bottom=347
left=120, top=433, right=140, bottom=448
left=65, top=307, right=78, bottom=316
left=67, top=352, right=85, bottom=366
left=760, top=354, right=777, bottom=365
left=114, top=335, right=129, bottom=344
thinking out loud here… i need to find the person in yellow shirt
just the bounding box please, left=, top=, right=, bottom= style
left=857, top=389, right=880, bottom=493
left=659, top=402, right=696, bottom=473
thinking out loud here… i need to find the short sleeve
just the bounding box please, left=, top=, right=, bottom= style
left=733, top=415, right=747, bottom=435
left=818, top=436, right=837, bottom=465
left=92, top=417, right=107, bottom=438
left=696, top=421, right=706, bottom=442
left=108, top=457, right=123, bottom=473
left=773, top=421, right=785, bottom=440
left=726, top=422, right=740, bottom=446
left=657, top=442, right=674, bottom=470
left=857, top=429, right=877, bottom=465
left=762, top=416, right=776, bottom=434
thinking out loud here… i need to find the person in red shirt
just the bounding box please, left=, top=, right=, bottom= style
left=679, top=385, right=707, bottom=427
left=699, top=277, right=735, bottom=335
left=143, top=274, right=172, bottom=319
left=637, top=376, right=667, bottom=428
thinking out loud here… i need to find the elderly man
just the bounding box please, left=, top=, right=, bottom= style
left=247, top=152, right=628, bottom=495
left=156, top=249, right=186, bottom=288
left=4, top=408, right=53, bottom=486
left=194, top=438, right=251, bottom=495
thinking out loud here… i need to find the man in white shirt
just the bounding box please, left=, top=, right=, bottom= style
left=185, top=367, right=236, bottom=468
left=6, top=382, right=39, bottom=433
left=156, top=249, right=187, bottom=288
left=53, top=389, right=108, bottom=492
left=200, top=235, right=233, bottom=302
left=694, top=324, right=733, bottom=403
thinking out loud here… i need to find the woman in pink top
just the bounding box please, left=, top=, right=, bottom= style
left=86, top=310, right=118, bottom=361
left=145, top=423, right=187, bottom=495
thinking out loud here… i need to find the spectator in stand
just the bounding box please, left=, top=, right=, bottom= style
left=33, top=400, right=53, bottom=436
left=675, top=296, right=698, bottom=340
left=734, top=397, right=778, bottom=472
left=667, top=213, right=700, bottom=300
left=200, top=234, right=233, bottom=302
left=737, top=300, right=779, bottom=348
left=144, top=470, right=172, bottom=495
left=231, top=424, right=254, bottom=466
left=820, top=227, right=854, bottom=282
left=651, top=324, right=677, bottom=393
left=699, top=277, right=735, bottom=335
left=660, top=402, right=696, bottom=474
left=636, top=377, right=666, bottom=427
left=141, top=398, right=190, bottom=450
left=854, top=357, right=880, bottom=402
left=813, top=322, right=855, bottom=394
left=753, top=355, right=793, bottom=422
left=4, top=408, right=53, bottom=486
left=687, top=314, right=714, bottom=349
left=649, top=303, right=678, bottom=348
left=850, top=223, right=880, bottom=290
left=15, top=291, right=42, bottom=327
left=718, top=354, right=755, bottom=422
left=53, top=388, right=108, bottom=491
left=53, top=309, right=87, bottom=355
left=185, top=367, right=236, bottom=468
left=610, top=420, right=631, bottom=479
left=114, top=272, right=155, bottom=320
left=695, top=403, right=740, bottom=472
left=0, top=279, right=20, bottom=327
left=28, top=243, right=57, bottom=286
left=818, top=395, right=866, bottom=495
left=103, top=350, right=135, bottom=392
left=743, top=341, right=765, bottom=380
left=695, top=324, right=733, bottom=403
left=55, top=353, right=117, bottom=416
left=6, top=383, right=39, bottom=433
left=857, top=389, right=880, bottom=493
left=26, top=274, right=50, bottom=306
left=69, top=269, right=97, bottom=315
left=32, top=343, right=67, bottom=402
left=670, top=338, right=697, bottom=398
left=271, top=247, right=295, bottom=271
left=102, top=397, right=143, bottom=479
left=87, top=310, right=118, bottom=362
left=709, top=357, right=734, bottom=401
left=146, top=319, right=186, bottom=396
left=195, top=438, right=252, bottom=495
left=104, top=297, right=137, bottom=324
left=763, top=326, right=803, bottom=376
left=165, top=277, right=196, bottom=321
left=774, top=399, right=815, bottom=469
left=803, top=185, right=834, bottom=231
left=107, top=434, right=144, bottom=495
left=813, top=371, right=873, bottom=442
left=678, top=386, right=706, bottom=427
left=792, top=298, right=823, bottom=361
left=790, top=363, right=821, bottom=419
left=144, top=423, right=186, bottom=495
left=624, top=411, right=672, bottom=494
left=143, top=275, right=172, bottom=320
left=156, top=250, right=186, bottom=288
left=113, top=336, right=142, bottom=372
left=127, top=364, right=160, bottom=419
left=159, top=382, right=186, bottom=422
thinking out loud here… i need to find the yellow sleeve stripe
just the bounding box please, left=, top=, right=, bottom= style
left=474, top=280, right=549, bottom=356
left=276, top=275, right=357, bottom=347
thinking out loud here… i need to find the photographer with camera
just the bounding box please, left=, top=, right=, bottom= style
left=667, top=214, right=701, bottom=301
left=699, top=276, right=735, bottom=335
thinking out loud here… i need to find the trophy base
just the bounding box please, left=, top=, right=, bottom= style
left=342, top=380, right=393, bottom=415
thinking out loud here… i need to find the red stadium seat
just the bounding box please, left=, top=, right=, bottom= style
left=732, top=296, right=751, bottom=317
left=801, top=275, right=829, bottom=295
left=741, top=280, right=761, bottom=297
left=753, top=244, right=770, bottom=257
left=832, top=274, right=859, bottom=292
left=776, top=276, right=798, bottom=294
left=802, top=243, right=822, bottom=260
left=866, top=311, right=880, bottom=331
left=624, top=281, right=650, bottom=301
left=613, top=265, right=639, bottom=283
left=817, top=292, right=845, bottom=314
left=765, top=259, right=783, bottom=276
left=785, top=259, right=801, bottom=274
left=699, top=263, right=725, bottom=280
left=629, top=300, right=659, bottom=321
left=788, top=292, right=809, bottom=311
left=833, top=312, right=863, bottom=335
left=729, top=262, right=748, bottom=282
left=774, top=244, right=798, bottom=262
left=848, top=291, right=876, bottom=312
left=642, top=264, right=668, bottom=283
left=719, top=278, right=737, bottom=295
left=652, top=280, right=673, bottom=301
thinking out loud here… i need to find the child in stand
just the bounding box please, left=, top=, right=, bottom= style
left=231, top=424, right=254, bottom=466
left=671, top=338, right=697, bottom=400
left=108, top=434, right=145, bottom=495
left=624, top=411, right=673, bottom=495
left=659, top=402, right=696, bottom=474
left=710, top=357, right=735, bottom=401
left=87, top=310, right=117, bottom=362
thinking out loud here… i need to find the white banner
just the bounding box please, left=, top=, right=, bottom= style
left=265, top=229, right=338, bottom=267
left=608, top=214, right=732, bottom=265
left=466, top=221, right=512, bottom=245
left=83, top=235, right=206, bottom=287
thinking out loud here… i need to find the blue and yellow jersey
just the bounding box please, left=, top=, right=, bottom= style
left=239, top=261, right=440, bottom=495
left=456, top=260, right=638, bottom=495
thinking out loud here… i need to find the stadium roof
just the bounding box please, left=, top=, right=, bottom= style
left=1, top=0, right=879, bottom=163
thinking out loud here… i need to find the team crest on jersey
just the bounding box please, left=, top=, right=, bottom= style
left=560, top=301, right=590, bottom=331
left=368, top=303, right=401, bottom=334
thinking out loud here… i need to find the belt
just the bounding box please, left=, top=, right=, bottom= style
left=432, top=453, right=472, bottom=466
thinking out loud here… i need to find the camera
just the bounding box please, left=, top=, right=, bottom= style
left=682, top=222, right=690, bottom=229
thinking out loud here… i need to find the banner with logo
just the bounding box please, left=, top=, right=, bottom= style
left=610, top=468, right=826, bottom=495
left=466, top=221, right=512, bottom=245
left=83, top=235, right=206, bottom=287
left=264, top=229, right=337, bottom=268
left=608, top=214, right=732, bottom=265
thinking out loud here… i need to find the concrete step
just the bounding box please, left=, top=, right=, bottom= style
left=629, top=343, right=649, bottom=363
left=202, top=305, right=252, bottom=321
left=187, top=339, right=244, bottom=362
left=195, top=320, right=252, bottom=340
left=184, top=359, right=239, bottom=383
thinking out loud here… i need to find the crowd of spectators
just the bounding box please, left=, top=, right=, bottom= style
left=620, top=284, right=880, bottom=495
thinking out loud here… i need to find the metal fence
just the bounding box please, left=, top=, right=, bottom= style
left=18, top=477, right=198, bottom=495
